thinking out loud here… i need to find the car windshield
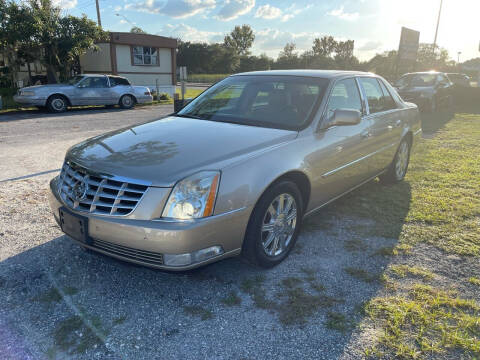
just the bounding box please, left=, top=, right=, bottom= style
left=177, top=75, right=328, bottom=130
left=66, top=75, right=85, bottom=85
left=396, top=74, right=437, bottom=87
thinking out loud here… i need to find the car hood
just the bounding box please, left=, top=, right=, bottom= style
left=67, top=116, right=297, bottom=187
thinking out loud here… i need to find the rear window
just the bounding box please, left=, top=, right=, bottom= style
left=109, top=77, right=130, bottom=86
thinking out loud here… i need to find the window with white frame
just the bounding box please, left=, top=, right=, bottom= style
left=132, top=46, right=158, bottom=65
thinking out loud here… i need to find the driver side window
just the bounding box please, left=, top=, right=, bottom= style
left=326, top=78, right=362, bottom=117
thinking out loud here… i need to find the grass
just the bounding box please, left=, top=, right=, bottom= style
left=183, top=305, right=214, bottom=320
left=344, top=267, right=381, bottom=283
left=221, top=291, right=242, bottom=306
left=390, top=265, right=434, bottom=280
left=186, top=74, right=230, bottom=83
left=468, top=277, right=480, bottom=286
left=333, top=113, right=480, bottom=358
left=344, top=238, right=368, bottom=252
left=325, top=312, right=355, bottom=333
left=53, top=314, right=108, bottom=355
left=321, top=113, right=480, bottom=257
left=365, top=284, right=480, bottom=359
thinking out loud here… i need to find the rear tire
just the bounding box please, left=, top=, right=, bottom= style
left=119, top=95, right=135, bottom=109
left=47, top=95, right=68, bottom=113
left=379, top=137, right=411, bottom=184
left=242, top=181, right=303, bottom=268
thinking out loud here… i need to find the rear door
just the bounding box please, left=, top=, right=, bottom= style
left=108, top=76, right=131, bottom=105
left=358, top=77, right=400, bottom=174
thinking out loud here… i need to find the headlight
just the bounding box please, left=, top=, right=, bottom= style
left=162, top=171, right=220, bottom=220
left=21, top=90, right=35, bottom=96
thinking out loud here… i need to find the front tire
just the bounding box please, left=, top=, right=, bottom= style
left=119, top=95, right=135, bottom=109
left=47, top=95, right=68, bottom=113
left=242, top=181, right=303, bottom=268
left=379, top=137, right=411, bottom=184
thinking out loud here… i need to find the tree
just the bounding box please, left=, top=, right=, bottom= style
left=223, top=25, right=255, bottom=56
left=27, top=0, right=107, bottom=82
left=312, top=36, right=337, bottom=57
left=416, top=43, right=454, bottom=72
left=130, top=26, right=146, bottom=34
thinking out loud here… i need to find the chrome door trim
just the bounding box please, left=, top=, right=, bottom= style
left=321, top=142, right=396, bottom=178
left=304, top=169, right=387, bottom=218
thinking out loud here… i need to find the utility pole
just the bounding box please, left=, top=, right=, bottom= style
left=96, top=0, right=102, bottom=28
left=432, top=0, right=443, bottom=55
left=457, top=51, right=461, bottom=63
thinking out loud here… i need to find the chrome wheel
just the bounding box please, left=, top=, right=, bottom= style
left=395, top=141, right=409, bottom=180
left=51, top=98, right=66, bottom=111
left=261, top=193, right=297, bottom=257
left=121, top=95, right=133, bottom=108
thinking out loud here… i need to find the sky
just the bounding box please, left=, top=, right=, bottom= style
left=59, top=0, right=480, bottom=62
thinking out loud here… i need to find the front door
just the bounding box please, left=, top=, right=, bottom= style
left=74, top=76, right=111, bottom=105
left=308, top=77, right=376, bottom=208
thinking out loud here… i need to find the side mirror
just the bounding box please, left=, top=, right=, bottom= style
left=326, top=109, right=361, bottom=128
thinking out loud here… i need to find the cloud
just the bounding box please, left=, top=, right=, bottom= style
left=160, top=23, right=223, bottom=43
left=53, top=0, right=77, bottom=9
left=255, top=4, right=282, bottom=19
left=327, top=5, right=359, bottom=21
left=216, top=0, right=255, bottom=21
left=130, top=0, right=216, bottom=18
left=253, top=28, right=321, bottom=57
left=358, top=41, right=382, bottom=51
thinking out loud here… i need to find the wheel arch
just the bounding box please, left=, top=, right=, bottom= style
left=120, top=93, right=137, bottom=104
left=258, top=170, right=311, bottom=212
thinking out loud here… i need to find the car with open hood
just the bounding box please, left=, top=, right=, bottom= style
left=48, top=70, right=421, bottom=270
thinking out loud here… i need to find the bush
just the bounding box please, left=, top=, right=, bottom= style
left=159, top=92, right=170, bottom=101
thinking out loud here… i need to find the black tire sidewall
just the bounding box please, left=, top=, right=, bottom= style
left=243, top=181, right=304, bottom=268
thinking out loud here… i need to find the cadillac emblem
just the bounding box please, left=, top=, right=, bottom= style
left=72, top=177, right=88, bottom=202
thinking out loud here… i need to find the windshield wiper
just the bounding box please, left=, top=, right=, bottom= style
left=175, top=113, right=205, bottom=120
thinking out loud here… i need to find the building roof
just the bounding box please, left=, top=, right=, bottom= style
left=233, top=69, right=375, bottom=78
left=109, top=32, right=177, bottom=49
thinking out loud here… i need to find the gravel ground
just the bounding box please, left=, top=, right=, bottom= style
left=0, top=107, right=476, bottom=359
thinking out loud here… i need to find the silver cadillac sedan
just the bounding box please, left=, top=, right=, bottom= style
left=48, top=70, right=421, bottom=270
left=14, top=74, right=153, bottom=112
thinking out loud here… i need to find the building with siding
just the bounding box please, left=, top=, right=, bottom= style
left=80, top=32, right=177, bottom=95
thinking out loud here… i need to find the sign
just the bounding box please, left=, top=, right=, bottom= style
left=398, top=27, right=420, bottom=61
left=179, top=66, right=187, bottom=81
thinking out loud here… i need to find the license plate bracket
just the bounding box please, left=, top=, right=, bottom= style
left=59, top=207, right=91, bottom=244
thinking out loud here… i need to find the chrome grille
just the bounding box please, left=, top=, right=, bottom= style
left=58, top=161, right=148, bottom=216
left=92, top=239, right=164, bottom=265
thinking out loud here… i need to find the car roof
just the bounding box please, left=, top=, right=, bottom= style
left=81, top=74, right=125, bottom=78
left=402, top=71, right=443, bottom=76
left=232, top=69, right=375, bottom=79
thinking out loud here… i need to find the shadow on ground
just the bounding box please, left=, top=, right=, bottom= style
left=0, top=180, right=412, bottom=359
left=0, top=105, right=170, bottom=123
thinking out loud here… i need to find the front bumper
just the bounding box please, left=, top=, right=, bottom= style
left=48, top=178, right=249, bottom=270
left=13, top=95, right=46, bottom=107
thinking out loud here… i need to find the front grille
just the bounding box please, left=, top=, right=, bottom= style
left=58, top=161, right=148, bottom=216
left=92, top=239, right=164, bottom=265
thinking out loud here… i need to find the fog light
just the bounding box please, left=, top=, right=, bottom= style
left=192, top=246, right=224, bottom=263
left=163, top=246, right=224, bottom=267
left=163, top=253, right=192, bottom=266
